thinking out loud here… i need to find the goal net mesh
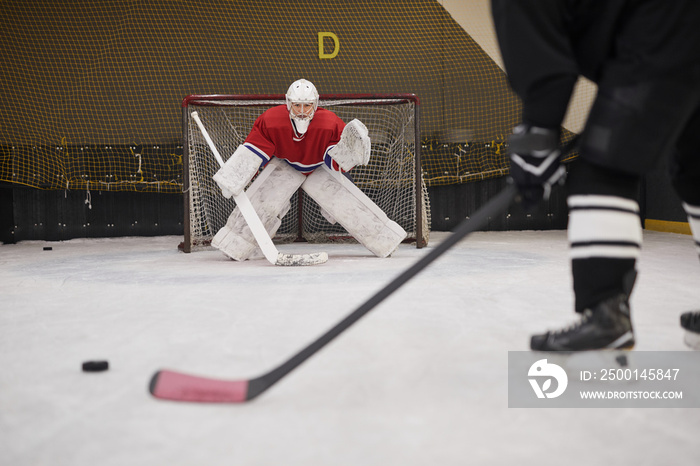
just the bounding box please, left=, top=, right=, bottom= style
left=184, top=95, right=429, bottom=251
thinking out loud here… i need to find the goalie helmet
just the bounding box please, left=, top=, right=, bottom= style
left=286, top=79, right=319, bottom=134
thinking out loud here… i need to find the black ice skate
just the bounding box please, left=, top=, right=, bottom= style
left=531, top=294, right=634, bottom=351
left=680, top=311, right=700, bottom=350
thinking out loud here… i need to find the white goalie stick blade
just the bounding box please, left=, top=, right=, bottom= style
left=190, top=111, right=327, bottom=266
left=233, top=190, right=328, bottom=266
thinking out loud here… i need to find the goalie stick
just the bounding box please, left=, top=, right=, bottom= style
left=190, top=111, right=327, bottom=266
left=149, top=183, right=518, bottom=403
left=150, top=135, right=580, bottom=403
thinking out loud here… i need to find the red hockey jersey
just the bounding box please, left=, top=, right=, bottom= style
left=243, top=105, right=346, bottom=173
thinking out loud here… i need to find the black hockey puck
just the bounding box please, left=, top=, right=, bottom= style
left=82, top=360, right=109, bottom=372
left=43, top=246, right=52, bottom=251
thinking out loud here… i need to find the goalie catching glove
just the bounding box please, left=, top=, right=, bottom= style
left=508, top=124, right=566, bottom=211
left=327, top=119, right=371, bottom=171
left=212, top=144, right=263, bottom=198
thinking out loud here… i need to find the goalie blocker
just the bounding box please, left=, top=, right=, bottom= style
left=212, top=144, right=264, bottom=198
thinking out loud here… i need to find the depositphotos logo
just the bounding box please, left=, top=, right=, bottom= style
left=528, top=359, right=568, bottom=399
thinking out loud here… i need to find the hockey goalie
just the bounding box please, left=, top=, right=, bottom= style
left=210, top=79, right=407, bottom=261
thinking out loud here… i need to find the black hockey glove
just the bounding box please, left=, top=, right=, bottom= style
left=507, top=124, right=566, bottom=211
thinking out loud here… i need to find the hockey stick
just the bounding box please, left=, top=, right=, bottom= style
left=149, top=182, right=518, bottom=403
left=190, top=111, right=327, bottom=266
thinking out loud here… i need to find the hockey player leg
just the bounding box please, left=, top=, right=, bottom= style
left=670, top=105, right=700, bottom=349
left=213, top=158, right=305, bottom=261
left=531, top=159, right=640, bottom=351
left=302, top=165, right=407, bottom=257
left=679, top=202, right=700, bottom=349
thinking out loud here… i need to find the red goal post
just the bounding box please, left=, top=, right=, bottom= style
left=181, top=93, right=430, bottom=253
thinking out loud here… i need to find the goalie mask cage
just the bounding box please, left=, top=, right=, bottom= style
left=181, top=94, right=430, bottom=253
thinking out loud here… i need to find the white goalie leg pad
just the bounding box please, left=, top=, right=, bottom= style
left=302, top=165, right=407, bottom=257
left=326, top=119, right=371, bottom=171
left=212, top=144, right=263, bottom=198
left=212, top=158, right=305, bottom=261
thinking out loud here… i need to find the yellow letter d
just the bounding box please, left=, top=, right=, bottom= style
left=318, top=32, right=339, bottom=59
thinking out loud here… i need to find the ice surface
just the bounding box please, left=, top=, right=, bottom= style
left=1, top=230, right=698, bottom=465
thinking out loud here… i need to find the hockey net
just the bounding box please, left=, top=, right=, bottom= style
left=181, top=94, right=430, bottom=253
